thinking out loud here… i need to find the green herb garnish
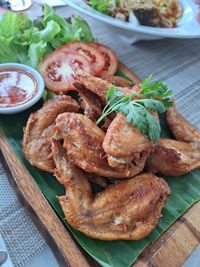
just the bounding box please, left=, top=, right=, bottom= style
left=96, top=75, right=173, bottom=142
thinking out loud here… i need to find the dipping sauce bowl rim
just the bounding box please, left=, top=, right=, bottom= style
left=0, top=63, right=44, bottom=114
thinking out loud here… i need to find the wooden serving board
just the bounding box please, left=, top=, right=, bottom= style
left=0, top=63, right=200, bottom=267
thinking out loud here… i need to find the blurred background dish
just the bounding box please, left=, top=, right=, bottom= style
left=0, top=0, right=32, bottom=11
left=86, top=0, right=182, bottom=28
left=64, top=0, right=200, bottom=43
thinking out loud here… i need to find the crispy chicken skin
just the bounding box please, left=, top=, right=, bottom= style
left=23, top=95, right=80, bottom=173
left=107, top=150, right=150, bottom=174
left=55, top=112, right=140, bottom=178
left=74, top=82, right=112, bottom=131
left=167, top=105, right=200, bottom=143
left=74, top=82, right=103, bottom=121
left=52, top=140, right=170, bottom=241
left=75, top=69, right=138, bottom=104
left=103, top=113, right=151, bottom=172
left=86, top=174, right=109, bottom=188
left=147, top=139, right=200, bottom=176
left=103, top=113, right=151, bottom=157
left=104, top=75, right=134, bottom=88
left=147, top=105, right=200, bottom=176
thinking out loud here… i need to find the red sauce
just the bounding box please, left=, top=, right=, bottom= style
left=0, top=68, right=38, bottom=108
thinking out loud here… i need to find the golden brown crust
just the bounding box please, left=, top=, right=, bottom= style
left=55, top=112, right=133, bottom=178
left=146, top=104, right=200, bottom=176
left=103, top=75, right=134, bottom=88
left=167, top=105, right=200, bottom=143
left=52, top=140, right=170, bottom=240
left=103, top=113, right=151, bottom=158
left=147, top=138, right=200, bottom=176
left=74, top=82, right=103, bottom=122
left=74, top=69, right=137, bottom=105
left=107, top=150, right=150, bottom=177
left=23, top=95, right=80, bottom=173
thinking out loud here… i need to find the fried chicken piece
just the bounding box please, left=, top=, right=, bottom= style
left=86, top=174, right=109, bottom=188
left=55, top=112, right=142, bottom=178
left=52, top=140, right=170, bottom=241
left=74, top=82, right=111, bottom=131
left=167, top=105, right=200, bottom=143
left=74, top=82, right=103, bottom=121
left=103, top=112, right=151, bottom=172
left=107, top=150, right=150, bottom=174
left=147, top=105, right=200, bottom=176
left=107, top=154, right=136, bottom=170
left=75, top=69, right=138, bottom=105
left=147, top=138, right=200, bottom=176
left=103, top=113, right=151, bottom=157
left=104, top=75, right=134, bottom=88
left=23, top=95, right=80, bottom=173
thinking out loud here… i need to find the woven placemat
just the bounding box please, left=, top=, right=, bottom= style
left=0, top=156, right=46, bottom=267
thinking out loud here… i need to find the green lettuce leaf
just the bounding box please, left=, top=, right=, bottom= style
left=31, top=20, right=61, bottom=43
left=71, top=15, right=94, bottom=42
left=42, top=4, right=94, bottom=48
left=27, top=41, right=47, bottom=68
left=0, top=4, right=94, bottom=67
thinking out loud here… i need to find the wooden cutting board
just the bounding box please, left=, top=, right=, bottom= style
left=0, top=63, right=200, bottom=267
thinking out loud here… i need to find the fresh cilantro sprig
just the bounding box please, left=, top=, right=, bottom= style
left=137, top=74, right=173, bottom=107
left=96, top=76, right=173, bottom=143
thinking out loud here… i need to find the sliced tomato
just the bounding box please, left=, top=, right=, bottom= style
left=38, top=51, right=94, bottom=93
left=89, top=43, right=118, bottom=77
left=57, top=41, right=105, bottom=76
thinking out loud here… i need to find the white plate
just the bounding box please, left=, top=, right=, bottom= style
left=64, top=0, right=200, bottom=42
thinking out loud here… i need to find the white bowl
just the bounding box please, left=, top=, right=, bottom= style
left=0, top=63, right=44, bottom=114
left=64, top=0, right=200, bottom=43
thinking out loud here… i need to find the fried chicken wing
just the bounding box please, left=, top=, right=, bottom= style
left=147, top=138, right=200, bottom=176
left=167, top=105, right=200, bottom=143
left=104, top=75, right=134, bottom=88
left=55, top=112, right=135, bottom=178
left=103, top=113, right=151, bottom=173
left=107, top=150, right=150, bottom=174
left=103, top=113, right=151, bottom=157
left=75, top=69, right=138, bottom=105
left=87, top=174, right=109, bottom=188
left=23, top=95, right=80, bottom=173
left=74, top=82, right=103, bottom=122
left=147, top=105, right=200, bottom=176
left=74, top=82, right=112, bottom=131
left=52, top=140, right=170, bottom=240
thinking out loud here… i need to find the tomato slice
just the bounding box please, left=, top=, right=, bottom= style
left=58, top=41, right=105, bottom=76
left=38, top=51, right=94, bottom=93
left=89, top=43, right=118, bottom=77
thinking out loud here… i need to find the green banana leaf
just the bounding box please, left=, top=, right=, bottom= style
left=1, top=72, right=200, bottom=267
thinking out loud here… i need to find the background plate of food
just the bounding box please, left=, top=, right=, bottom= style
left=64, top=0, right=200, bottom=42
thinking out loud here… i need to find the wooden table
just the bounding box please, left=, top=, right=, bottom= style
left=0, top=3, right=200, bottom=267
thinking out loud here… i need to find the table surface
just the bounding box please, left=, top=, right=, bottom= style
left=0, top=2, right=200, bottom=267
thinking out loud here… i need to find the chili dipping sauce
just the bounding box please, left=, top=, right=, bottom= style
left=0, top=68, right=38, bottom=108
